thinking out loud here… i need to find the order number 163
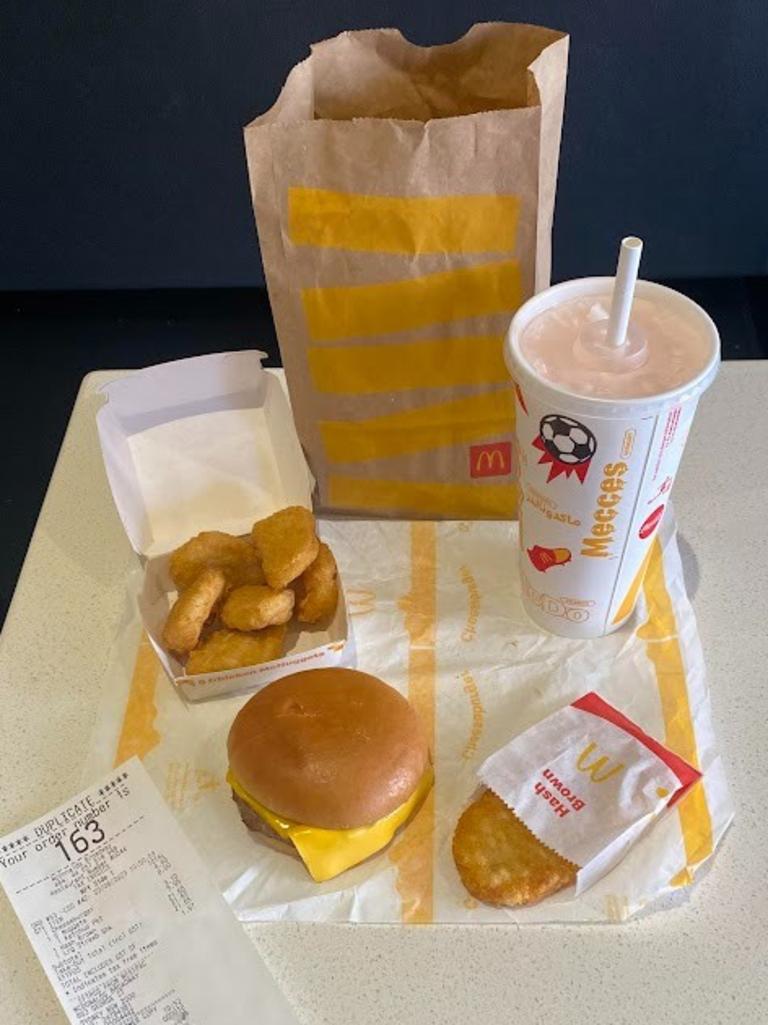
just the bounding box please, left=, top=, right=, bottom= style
left=54, top=820, right=106, bottom=861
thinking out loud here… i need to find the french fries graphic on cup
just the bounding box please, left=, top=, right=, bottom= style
left=526, top=545, right=572, bottom=573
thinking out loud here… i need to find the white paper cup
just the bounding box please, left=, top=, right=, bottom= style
left=504, top=278, right=720, bottom=638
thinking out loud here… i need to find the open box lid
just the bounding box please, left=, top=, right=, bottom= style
left=97, top=352, right=314, bottom=558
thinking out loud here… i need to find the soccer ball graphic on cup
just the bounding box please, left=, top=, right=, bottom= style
left=539, top=415, right=597, bottom=466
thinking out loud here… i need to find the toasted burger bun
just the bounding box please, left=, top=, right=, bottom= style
left=227, top=667, right=429, bottom=830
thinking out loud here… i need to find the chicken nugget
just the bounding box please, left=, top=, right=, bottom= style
left=169, top=531, right=264, bottom=591
left=294, top=542, right=339, bottom=624
left=185, top=625, right=287, bottom=676
left=221, top=585, right=295, bottom=631
left=452, top=789, right=577, bottom=907
left=227, top=559, right=269, bottom=588
left=251, top=506, right=319, bottom=590
left=162, top=568, right=227, bottom=655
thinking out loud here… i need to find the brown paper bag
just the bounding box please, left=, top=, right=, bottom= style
left=244, top=23, right=568, bottom=518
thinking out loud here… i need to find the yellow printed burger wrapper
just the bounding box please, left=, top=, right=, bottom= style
left=86, top=512, right=732, bottom=924
left=478, top=693, right=701, bottom=895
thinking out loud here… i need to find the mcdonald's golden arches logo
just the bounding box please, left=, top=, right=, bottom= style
left=576, top=742, right=625, bottom=783
left=469, top=441, right=512, bottom=479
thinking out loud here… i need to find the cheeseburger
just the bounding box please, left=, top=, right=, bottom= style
left=227, top=667, right=432, bottom=881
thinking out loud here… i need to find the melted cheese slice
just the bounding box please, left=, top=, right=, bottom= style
left=228, top=765, right=433, bottom=882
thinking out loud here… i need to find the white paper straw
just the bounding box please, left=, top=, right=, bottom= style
left=607, top=236, right=643, bottom=348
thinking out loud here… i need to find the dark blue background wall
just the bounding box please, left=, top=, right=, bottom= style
left=4, top=1, right=767, bottom=289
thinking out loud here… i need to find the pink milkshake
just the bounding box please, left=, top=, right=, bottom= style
left=519, top=292, right=713, bottom=400
left=504, top=251, right=719, bottom=639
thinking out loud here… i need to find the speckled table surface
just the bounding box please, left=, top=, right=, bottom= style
left=1, top=364, right=764, bottom=1025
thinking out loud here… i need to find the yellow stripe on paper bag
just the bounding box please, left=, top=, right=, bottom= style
left=637, top=537, right=714, bottom=885
left=390, top=522, right=437, bottom=922
left=329, top=476, right=517, bottom=519
left=320, top=389, right=515, bottom=463
left=289, top=187, right=521, bottom=255
left=302, top=260, right=523, bottom=342
left=308, top=335, right=509, bottom=394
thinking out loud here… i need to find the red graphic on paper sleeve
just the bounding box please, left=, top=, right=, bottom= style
left=527, top=545, right=572, bottom=572
left=571, top=692, right=701, bottom=804
left=639, top=505, right=665, bottom=539
left=469, top=441, right=512, bottom=478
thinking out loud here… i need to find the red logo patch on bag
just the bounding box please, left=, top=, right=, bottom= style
left=470, top=442, right=512, bottom=478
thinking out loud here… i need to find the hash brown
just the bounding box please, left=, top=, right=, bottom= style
left=452, top=789, right=577, bottom=906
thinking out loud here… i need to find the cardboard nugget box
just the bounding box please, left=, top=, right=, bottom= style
left=96, top=351, right=350, bottom=701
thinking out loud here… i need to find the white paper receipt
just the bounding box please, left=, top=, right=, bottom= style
left=0, top=757, right=298, bottom=1025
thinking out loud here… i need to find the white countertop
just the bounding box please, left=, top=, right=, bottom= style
left=1, top=363, right=765, bottom=1025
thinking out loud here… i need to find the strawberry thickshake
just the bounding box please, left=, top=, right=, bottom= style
left=505, top=277, right=719, bottom=638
